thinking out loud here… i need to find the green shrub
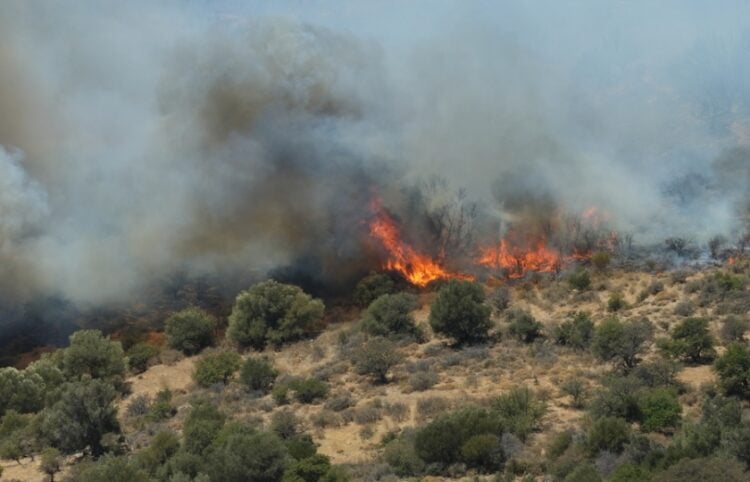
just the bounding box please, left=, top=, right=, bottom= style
left=270, top=409, right=300, bottom=439
left=567, top=268, right=591, bottom=291
left=193, top=350, right=241, bottom=387
left=384, top=437, right=425, bottom=476
left=507, top=309, right=543, bottom=343
left=608, top=292, right=625, bottom=312
left=0, top=367, right=45, bottom=415
left=126, top=343, right=160, bottom=374
left=73, top=455, right=151, bottom=482
left=290, top=378, right=329, bottom=404
left=721, top=316, right=748, bottom=343
left=207, top=425, right=288, bottom=482
left=637, top=388, right=681, bottom=432
left=361, top=293, right=421, bottom=339
left=227, top=280, right=325, bottom=349
left=460, top=433, right=504, bottom=472
left=137, top=430, right=180, bottom=475
left=714, top=343, right=750, bottom=399
left=587, top=416, right=630, bottom=454
left=607, top=463, right=651, bottom=482
left=239, top=357, right=278, bottom=393
left=553, top=312, right=594, bottom=350
left=165, top=308, right=216, bottom=355
left=285, top=433, right=317, bottom=460
left=591, top=252, right=611, bottom=271
left=63, top=330, right=126, bottom=382
left=183, top=400, right=226, bottom=454
left=353, top=337, right=402, bottom=383
left=148, top=388, right=176, bottom=421
left=656, top=456, right=749, bottom=482
left=39, top=447, right=62, bottom=481
left=659, top=317, right=716, bottom=363
left=429, top=280, right=491, bottom=344
left=353, top=272, right=395, bottom=307
left=563, top=463, right=601, bottom=482
left=592, top=317, right=653, bottom=369
left=491, top=386, right=546, bottom=440
left=561, top=378, right=586, bottom=408
left=283, top=454, right=332, bottom=482
left=546, top=431, right=574, bottom=461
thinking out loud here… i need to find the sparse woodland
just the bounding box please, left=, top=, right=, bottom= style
left=4, top=261, right=750, bottom=481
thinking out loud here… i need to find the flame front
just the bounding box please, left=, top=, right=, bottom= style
left=368, top=198, right=474, bottom=286
left=478, top=238, right=563, bottom=279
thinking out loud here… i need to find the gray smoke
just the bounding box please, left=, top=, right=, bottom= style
left=1, top=1, right=750, bottom=310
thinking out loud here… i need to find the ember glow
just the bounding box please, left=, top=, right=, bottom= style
left=368, top=198, right=474, bottom=286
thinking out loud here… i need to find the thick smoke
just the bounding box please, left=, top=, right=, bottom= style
left=1, top=1, right=750, bottom=315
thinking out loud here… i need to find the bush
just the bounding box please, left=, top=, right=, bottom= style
left=290, top=378, right=329, bottom=404
left=587, top=417, right=630, bottom=454
left=491, top=387, right=546, bottom=441
left=414, top=406, right=504, bottom=467
left=714, top=343, right=750, bottom=399
left=490, top=286, right=511, bottom=313
left=507, top=309, right=543, bottom=343
left=721, top=316, right=748, bottom=343
left=673, top=300, right=695, bottom=317
left=592, top=317, right=653, bottom=369
left=567, top=268, right=591, bottom=291
left=165, top=308, right=216, bottom=355
left=270, top=409, right=299, bottom=439
left=73, top=455, right=151, bottom=482
left=39, top=447, right=62, bottom=481
left=183, top=400, right=226, bottom=454
left=637, top=388, right=681, bottom=432
left=126, top=343, right=160, bottom=374
left=608, top=292, right=625, bottom=312
left=656, top=456, right=749, bottom=482
left=591, top=252, right=611, bottom=271
left=148, top=388, right=176, bottom=421
left=193, top=350, right=241, bottom=388
left=227, top=280, right=325, bottom=349
left=563, top=463, right=601, bottom=482
left=361, top=293, right=421, bottom=339
left=239, top=357, right=278, bottom=394
left=63, top=330, right=126, bottom=382
left=353, top=272, right=395, bottom=307
left=408, top=370, right=438, bottom=392
left=0, top=367, right=45, bottom=415
left=429, top=280, right=491, bottom=344
left=284, top=454, right=333, bottom=482
left=207, top=425, right=287, bottom=482
left=660, top=317, right=716, bottom=363
left=42, top=379, right=120, bottom=456
left=460, top=434, right=504, bottom=473
left=561, top=378, right=586, bottom=409
left=553, top=312, right=594, bottom=350
left=384, top=437, right=425, bottom=476
left=352, top=337, right=402, bottom=384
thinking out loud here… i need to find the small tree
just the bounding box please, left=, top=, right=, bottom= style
left=507, top=309, right=543, bottom=343
left=42, top=379, right=120, bottom=456
left=39, top=451, right=69, bottom=479
left=63, top=330, right=126, bottom=382
left=353, top=272, right=395, bottom=307
left=721, top=316, right=748, bottom=343
left=714, top=343, right=750, bottom=399
left=429, top=280, right=491, bottom=344
left=193, top=351, right=241, bottom=388
left=587, top=417, right=630, bottom=454
left=165, top=308, right=216, bottom=355
left=660, top=317, right=716, bottom=363
left=239, top=357, right=278, bottom=393
left=227, top=280, right=325, bottom=349
left=207, top=426, right=287, bottom=482
left=353, top=337, right=402, bottom=384
left=561, top=378, right=586, bottom=409
left=361, top=293, right=421, bottom=339
left=592, top=317, right=653, bottom=369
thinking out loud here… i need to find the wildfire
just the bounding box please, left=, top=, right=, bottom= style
left=477, top=238, right=563, bottom=279
left=368, top=198, right=474, bottom=286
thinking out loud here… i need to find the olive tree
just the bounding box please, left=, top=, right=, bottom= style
left=63, top=330, right=126, bottom=382
left=227, top=281, right=325, bottom=349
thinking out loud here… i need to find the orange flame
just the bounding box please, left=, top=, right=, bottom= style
left=477, top=238, right=563, bottom=279
left=368, top=198, right=474, bottom=286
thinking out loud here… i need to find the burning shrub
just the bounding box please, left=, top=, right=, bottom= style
left=361, top=292, right=421, bottom=340
left=429, top=280, right=492, bottom=345
left=227, top=280, right=325, bottom=350
left=506, top=309, right=543, bottom=343
left=239, top=357, right=278, bottom=394
left=721, top=316, right=749, bottom=343
left=592, top=317, right=654, bottom=369
left=659, top=317, right=716, bottom=363
left=553, top=312, right=594, bottom=350
left=165, top=307, right=216, bottom=355
left=193, top=350, right=241, bottom=387
left=353, top=272, right=396, bottom=307
left=566, top=268, right=591, bottom=291
left=353, top=336, right=402, bottom=384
